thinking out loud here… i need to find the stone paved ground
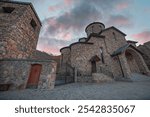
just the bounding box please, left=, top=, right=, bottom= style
left=0, top=73, right=150, bottom=100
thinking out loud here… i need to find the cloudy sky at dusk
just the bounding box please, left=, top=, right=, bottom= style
left=13, top=0, right=150, bottom=55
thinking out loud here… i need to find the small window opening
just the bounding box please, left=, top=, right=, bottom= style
left=100, top=47, right=104, bottom=64
left=113, top=32, right=117, bottom=40
left=30, top=19, right=37, bottom=30
left=61, top=54, right=63, bottom=65
left=2, top=7, right=15, bottom=13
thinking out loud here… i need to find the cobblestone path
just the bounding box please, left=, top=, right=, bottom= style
left=0, top=73, right=150, bottom=100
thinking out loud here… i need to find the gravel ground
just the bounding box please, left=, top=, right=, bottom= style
left=0, top=73, right=150, bottom=100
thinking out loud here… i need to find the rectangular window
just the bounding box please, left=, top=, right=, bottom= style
left=2, top=7, right=15, bottom=13
left=100, top=47, right=104, bottom=64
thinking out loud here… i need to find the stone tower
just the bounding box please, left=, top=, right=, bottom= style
left=0, top=1, right=42, bottom=59
left=0, top=1, right=57, bottom=91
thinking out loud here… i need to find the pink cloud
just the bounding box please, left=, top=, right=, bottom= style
left=37, top=43, right=61, bottom=55
left=42, top=17, right=73, bottom=41
left=64, top=0, right=73, bottom=6
left=116, top=2, right=129, bottom=10
left=57, top=32, right=72, bottom=41
left=48, top=4, right=63, bottom=12
left=48, top=0, right=73, bottom=12
left=131, top=31, right=150, bottom=44
left=63, top=32, right=72, bottom=40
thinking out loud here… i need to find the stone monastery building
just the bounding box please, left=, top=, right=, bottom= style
left=60, top=22, right=150, bottom=82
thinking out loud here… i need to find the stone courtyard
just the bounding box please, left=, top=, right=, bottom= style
left=0, top=73, right=150, bottom=100
left=0, top=0, right=150, bottom=99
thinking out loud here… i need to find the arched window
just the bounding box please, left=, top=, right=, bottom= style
left=30, top=19, right=37, bottom=30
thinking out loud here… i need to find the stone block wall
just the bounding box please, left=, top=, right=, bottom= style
left=61, top=47, right=70, bottom=64
left=138, top=41, right=150, bottom=70
left=70, top=43, right=94, bottom=76
left=0, top=59, right=57, bottom=90
left=0, top=2, right=41, bottom=59
left=87, top=36, right=113, bottom=75
left=101, top=28, right=127, bottom=55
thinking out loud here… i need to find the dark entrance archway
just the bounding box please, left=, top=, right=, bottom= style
left=125, top=48, right=148, bottom=74
left=26, top=64, right=42, bottom=88
left=90, top=55, right=100, bottom=73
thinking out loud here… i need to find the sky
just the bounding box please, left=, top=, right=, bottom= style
left=12, top=0, right=150, bottom=55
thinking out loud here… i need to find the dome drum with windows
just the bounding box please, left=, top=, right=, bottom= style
left=85, top=22, right=105, bottom=37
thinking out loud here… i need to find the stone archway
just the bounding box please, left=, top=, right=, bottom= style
left=125, top=48, right=149, bottom=74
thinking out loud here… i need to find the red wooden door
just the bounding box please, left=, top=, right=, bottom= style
left=26, top=64, right=42, bottom=88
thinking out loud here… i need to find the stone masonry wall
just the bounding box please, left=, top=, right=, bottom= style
left=0, top=2, right=41, bottom=59
left=101, top=28, right=128, bottom=78
left=0, top=59, right=57, bottom=90
left=138, top=41, right=150, bottom=70
left=68, top=31, right=126, bottom=79
left=61, top=47, right=70, bottom=64
left=101, top=28, right=127, bottom=55
left=111, top=56, right=124, bottom=78
left=70, top=36, right=114, bottom=77
left=70, top=43, right=93, bottom=76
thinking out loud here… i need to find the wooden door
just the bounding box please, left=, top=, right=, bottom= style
left=26, top=64, right=42, bottom=88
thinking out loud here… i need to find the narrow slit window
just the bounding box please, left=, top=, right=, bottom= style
left=61, top=54, right=63, bottom=65
left=30, top=19, right=37, bottom=30
left=113, top=32, right=117, bottom=40
left=100, top=47, right=104, bottom=64
left=2, top=7, right=15, bottom=13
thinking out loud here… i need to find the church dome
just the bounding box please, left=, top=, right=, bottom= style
left=85, top=22, right=105, bottom=37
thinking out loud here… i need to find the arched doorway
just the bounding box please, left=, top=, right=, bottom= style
left=90, top=55, right=100, bottom=73
left=125, top=48, right=148, bottom=74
